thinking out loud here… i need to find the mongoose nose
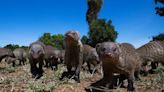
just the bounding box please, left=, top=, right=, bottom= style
left=105, top=53, right=112, bottom=57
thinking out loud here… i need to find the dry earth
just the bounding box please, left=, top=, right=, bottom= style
left=0, top=60, right=164, bottom=92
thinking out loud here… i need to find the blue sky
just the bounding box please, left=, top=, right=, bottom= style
left=0, top=0, right=163, bottom=48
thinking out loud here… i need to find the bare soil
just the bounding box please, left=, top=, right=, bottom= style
left=0, top=61, right=163, bottom=92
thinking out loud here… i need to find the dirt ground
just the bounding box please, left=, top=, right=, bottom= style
left=53, top=74, right=163, bottom=92
left=0, top=60, right=164, bottom=92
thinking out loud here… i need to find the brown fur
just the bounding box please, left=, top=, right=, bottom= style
left=44, top=45, right=65, bottom=70
left=60, top=30, right=83, bottom=83
left=5, top=56, right=17, bottom=67
left=13, top=48, right=27, bottom=65
left=95, top=42, right=141, bottom=91
left=0, top=48, right=13, bottom=62
left=83, top=44, right=100, bottom=74
left=137, top=41, right=164, bottom=75
left=29, top=41, right=45, bottom=79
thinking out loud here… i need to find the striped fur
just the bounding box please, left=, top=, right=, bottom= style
left=137, top=41, right=164, bottom=64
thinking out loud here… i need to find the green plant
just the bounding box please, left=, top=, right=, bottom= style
left=155, top=65, right=164, bottom=82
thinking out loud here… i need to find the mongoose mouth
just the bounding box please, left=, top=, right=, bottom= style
left=67, top=35, right=73, bottom=39
left=66, top=36, right=73, bottom=41
left=65, top=36, right=75, bottom=43
left=104, top=53, right=113, bottom=57
left=66, top=34, right=74, bottom=40
left=32, top=54, right=41, bottom=60
left=102, top=53, right=114, bottom=60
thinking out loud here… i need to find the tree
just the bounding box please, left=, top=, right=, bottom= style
left=152, top=33, right=164, bottom=41
left=86, top=0, right=103, bottom=23
left=81, top=35, right=89, bottom=44
left=155, top=0, right=164, bottom=16
left=39, top=33, right=54, bottom=46
left=88, top=19, right=118, bottom=46
left=4, top=44, right=20, bottom=51
left=51, top=34, right=64, bottom=49
left=4, top=44, right=28, bottom=51
left=86, top=0, right=118, bottom=47
left=39, top=33, right=64, bottom=49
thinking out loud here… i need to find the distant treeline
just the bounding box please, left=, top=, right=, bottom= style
left=4, top=44, right=28, bottom=51
left=152, top=33, right=164, bottom=41
left=3, top=33, right=164, bottom=51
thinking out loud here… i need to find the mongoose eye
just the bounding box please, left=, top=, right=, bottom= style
left=31, top=50, right=34, bottom=54
left=93, top=55, right=97, bottom=59
left=101, top=48, right=106, bottom=52
left=113, top=48, right=117, bottom=52
left=38, top=50, right=41, bottom=54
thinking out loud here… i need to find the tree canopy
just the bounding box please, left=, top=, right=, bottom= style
left=81, top=35, right=89, bottom=44
left=4, top=44, right=28, bottom=51
left=86, top=0, right=118, bottom=47
left=86, top=0, right=103, bottom=23
left=155, top=0, right=164, bottom=16
left=152, top=33, right=164, bottom=41
left=38, top=33, right=64, bottom=49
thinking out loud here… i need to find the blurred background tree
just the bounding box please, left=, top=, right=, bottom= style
left=155, top=0, right=164, bottom=16
left=51, top=34, right=64, bottom=49
left=4, top=44, right=20, bottom=51
left=3, top=44, right=28, bottom=51
left=81, top=35, right=89, bottom=44
left=39, top=33, right=64, bottom=49
left=39, top=33, right=54, bottom=46
left=152, top=33, right=164, bottom=41
left=86, top=0, right=103, bottom=23
left=86, top=0, right=118, bottom=47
